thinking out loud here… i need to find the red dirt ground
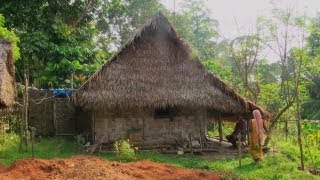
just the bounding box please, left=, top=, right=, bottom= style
left=0, top=156, right=220, bottom=180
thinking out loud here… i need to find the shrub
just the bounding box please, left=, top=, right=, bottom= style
left=75, top=134, right=85, bottom=146
left=114, top=139, right=135, bottom=161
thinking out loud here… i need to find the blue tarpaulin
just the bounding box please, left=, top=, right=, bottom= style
left=53, top=89, right=73, bottom=97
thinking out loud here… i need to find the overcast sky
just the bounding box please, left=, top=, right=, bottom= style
left=161, top=0, right=320, bottom=39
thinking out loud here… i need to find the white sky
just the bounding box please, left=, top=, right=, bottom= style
left=161, top=0, right=320, bottom=39
left=161, top=0, right=320, bottom=62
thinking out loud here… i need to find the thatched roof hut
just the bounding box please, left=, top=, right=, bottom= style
left=0, top=39, right=15, bottom=108
left=74, top=12, right=265, bottom=118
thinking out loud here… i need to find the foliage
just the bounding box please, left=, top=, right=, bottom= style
left=114, top=139, right=135, bottom=161
left=171, top=0, right=219, bottom=61
left=0, top=14, right=20, bottom=60
left=207, top=122, right=234, bottom=138
left=203, top=58, right=233, bottom=83
left=5, top=115, right=21, bottom=134
left=75, top=134, right=86, bottom=146
left=224, top=34, right=263, bottom=102
left=0, top=0, right=109, bottom=88
left=99, top=0, right=164, bottom=47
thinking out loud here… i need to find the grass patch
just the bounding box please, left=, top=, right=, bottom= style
left=0, top=134, right=81, bottom=165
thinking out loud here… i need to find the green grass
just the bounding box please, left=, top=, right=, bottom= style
left=0, top=134, right=81, bottom=165
left=0, top=133, right=319, bottom=180
left=98, top=151, right=319, bottom=179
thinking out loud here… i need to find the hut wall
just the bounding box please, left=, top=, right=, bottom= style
left=28, top=89, right=55, bottom=136
left=54, top=98, right=75, bottom=135
left=28, top=89, right=75, bottom=136
left=93, top=108, right=207, bottom=143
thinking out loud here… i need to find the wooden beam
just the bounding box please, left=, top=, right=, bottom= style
left=91, top=111, right=95, bottom=143
left=246, top=118, right=250, bottom=146
left=53, top=98, right=57, bottom=136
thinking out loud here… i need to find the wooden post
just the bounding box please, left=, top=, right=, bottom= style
left=189, top=133, right=193, bottom=155
left=53, top=98, right=57, bottom=135
left=31, top=127, right=36, bottom=158
left=142, top=118, right=145, bottom=141
left=199, top=111, right=203, bottom=151
left=91, top=111, right=95, bottom=143
left=237, top=133, right=242, bottom=167
left=218, top=112, right=223, bottom=142
left=247, top=118, right=250, bottom=146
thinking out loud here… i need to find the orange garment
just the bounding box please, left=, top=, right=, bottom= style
left=248, top=118, right=263, bottom=161
left=253, top=110, right=264, bottom=145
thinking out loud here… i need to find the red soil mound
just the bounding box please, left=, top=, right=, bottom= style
left=0, top=156, right=220, bottom=180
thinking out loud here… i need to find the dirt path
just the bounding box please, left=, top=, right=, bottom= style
left=0, top=156, right=220, bottom=180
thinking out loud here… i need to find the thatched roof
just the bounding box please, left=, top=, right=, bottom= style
left=0, top=39, right=15, bottom=108
left=73, top=12, right=267, bottom=117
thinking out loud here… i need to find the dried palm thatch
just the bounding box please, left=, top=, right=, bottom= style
left=0, top=39, right=15, bottom=109
left=73, top=12, right=266, bottom=116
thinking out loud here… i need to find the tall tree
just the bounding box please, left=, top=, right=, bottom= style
left=0, top=0, right=109, bottom=88
left=224, top=34, right=263, bottom=103
left=98, top=0, right=164, bottom=47
left=302, top=14, right=320, bottom=120
left=258, top=6, right=303, bottom=146
left=173, top=0, right=219, bottom=60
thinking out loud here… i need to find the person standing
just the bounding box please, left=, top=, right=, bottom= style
left=248, top=110, right=264, bottom=163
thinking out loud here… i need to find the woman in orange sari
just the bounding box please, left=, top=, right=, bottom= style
left=248, top=110, right=264, bottom=162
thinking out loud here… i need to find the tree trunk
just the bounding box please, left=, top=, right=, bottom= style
left=285, top=120, right=288, bottom=141
left=296, top=87, right=304, bottom=170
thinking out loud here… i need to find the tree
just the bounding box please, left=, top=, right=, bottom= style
left=258, top=6, right=303, bottom=146
left=0, top=0, right=109, bottom=88
left=259, top=5, right=308, bottom=169
left=172, top=0, right=219, bottom=61
left=97, top=0, right=164, bottom=47
left=302, top=73, right=320, bottom=119
left=302, top=14, right=320, bottom=120
left=0, top=14, right=20, bottom=60
left=224, top=34, right=262, bottom=103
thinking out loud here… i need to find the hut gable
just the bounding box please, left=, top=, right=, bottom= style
left=74, top=12, right=258, bottom=115
left=0, top=39, right=15, bottom=108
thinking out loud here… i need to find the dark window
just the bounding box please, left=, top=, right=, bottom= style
left=155, top=107, right=170, bottom=118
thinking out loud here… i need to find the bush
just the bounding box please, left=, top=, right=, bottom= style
left=114, top=139, right=135, bottom=161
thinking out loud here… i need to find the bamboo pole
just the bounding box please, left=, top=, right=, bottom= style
left=247, top=118, right=250, bottom=146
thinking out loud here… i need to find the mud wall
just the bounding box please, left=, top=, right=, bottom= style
left=92, top=108, right=207, bottom=143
